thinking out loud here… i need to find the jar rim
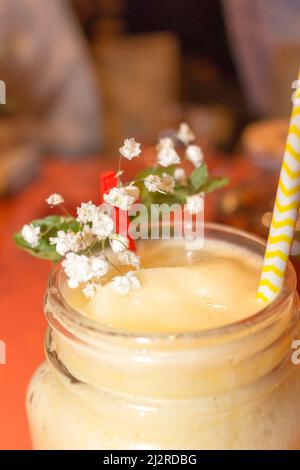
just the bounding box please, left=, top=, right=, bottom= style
left=46, top=223, right=297, bottom=343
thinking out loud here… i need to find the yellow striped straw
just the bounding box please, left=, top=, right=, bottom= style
left=257, top=72, right=300, bottom=303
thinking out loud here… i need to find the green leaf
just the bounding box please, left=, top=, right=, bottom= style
left=14, top=215, right=80, bottom=263
left=135, top=163, right=228, bottom=210
left=200, top=176, right=229, bottom=193
left=134, top=167, right=155, bottom=181
left=30, top=215, right=65, bottom=227
left=172, top=188, right=191, bottom=204
left=134, top=165, right=176, bottom=181
left=189, top=163, right=208, bottom=190
left=13, top=231, right=62, bottom=262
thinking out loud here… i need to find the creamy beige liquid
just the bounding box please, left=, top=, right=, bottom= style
left=26, top=239, right=300, bottom=449
left=66, top=240, right=263, bottom=333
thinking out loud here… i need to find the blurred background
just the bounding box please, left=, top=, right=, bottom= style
left=0, top=0, right=300, bottom=236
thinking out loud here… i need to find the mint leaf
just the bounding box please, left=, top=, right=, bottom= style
left=189, top=163, right=208, bottom=190
left=172, top=188, right=191, bottom=204
left=30, top=215, right=65, bottom=227
left=13, top=231, right=62, bottom=262
left=134, top=165, right=176, bottom=180
left=135, top=162, right=227, bottom=210
left=200, top=176, right=229, bottom=193
left=14, top=215, right=79, bottom=263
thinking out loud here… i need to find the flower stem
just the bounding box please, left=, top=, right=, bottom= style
left=40, top=225, right=55, bottom=237
left=59, top=204, right=73, bottom=218
left=104, top=254, right=123, bottom=275
left=80, top=232, right=93, bottom=257
left=117, top=155, right=123, bottom=187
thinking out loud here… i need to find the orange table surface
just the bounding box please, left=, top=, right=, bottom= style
left=0, top=153, right=259, bottom=450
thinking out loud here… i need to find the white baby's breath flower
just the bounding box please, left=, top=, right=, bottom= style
left=79, top=224, right=96, bottom=248
left=160, top=173, right=175, bottom=193
left=68, top=279, right=80, bottom=289
left=144, top=174, right=162, bottom=192
left=73, top=225, right=97, bottom=252
left=50, top=230, right=77, bottom=256
left=46, top=193, right=64, bottom=207
left=157, top=146, right=181, bottom=167
left=119, top=138, right=141, bottom=160
left=118, top=249, right=140, bottom=268
left=62, top=252, right=109, bottom=289
left=110, top=271, right=141, bottom=295
left=83, top=282, right=100, bottom=299
left=21, top=224, right=40, bottom=248
left=125, top=184, right=140, bottom=201
left=156, top=137, right=180, bottom=167
left=144, top=173, right=174, bottom=194
left=104, top=186, right=139, bottom=211
left=91, top=210, right=114, bottom=239
left=76, top=201, right=98, bottom=224
left=90, top=254, right=109, bottom=278
left=156, top=137, right=174, bottom=152
left=173, top=167, right=187, bottom=185
left=50, top=226, right=96, bottom=256
left=186, top=193, right=205, bottom=215
left=185, top=145, right=203, bottom=168
left=103, top=187, right=129, bottom=210
left=62, top=253, right=92, bottom=288
left=176, top=123, right=195, bottom=145
left=109, top=234, right=129, bottom=253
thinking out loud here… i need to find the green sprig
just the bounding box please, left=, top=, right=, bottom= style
left=14, top=215, right=79, bottom=262
left=135, top=163, right=228, bottom=209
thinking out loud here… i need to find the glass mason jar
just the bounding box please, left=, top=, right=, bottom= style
left=26, top=224, right=300, bottom=449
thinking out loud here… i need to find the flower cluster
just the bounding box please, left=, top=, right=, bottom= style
left=57, top=198, right=140, bottom=295
left=15, top=123, right=228, bottom=299
left=103, top=185, right=140, bottom=211
left=62, top=252, right=109, bottom=288
left=20, top=192, right=141, bottom=296
left=46, top=193, right=64, bottom=207
left=157, top=138, right=181, bottom=167
left=21, top=224, right=41, bottom=248
left=186, top=194, right=205, bottom=215
left=144, top=173, right=174, bottom=194
left=140, top=122, right=206, bottom=215
left=119, top=138, right=141, bottom=160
